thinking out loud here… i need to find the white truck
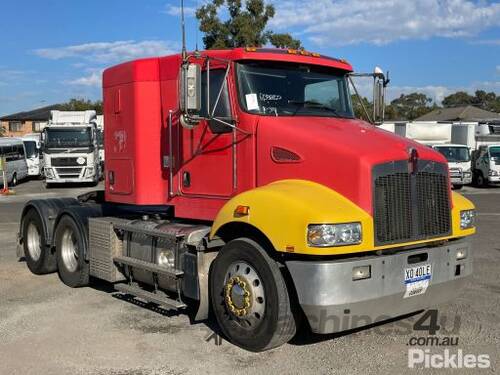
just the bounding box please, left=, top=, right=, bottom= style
left=381, top=121, right=473, bottom=188
left=473, top=144, right=500, bottom=186
left=22, top=133, right=43, bottom=177
left=95, top=115, right=104, bottom=177
left=42, top=110, right=100, bottom=186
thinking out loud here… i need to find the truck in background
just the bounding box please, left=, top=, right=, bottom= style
left=17, top=48, right=475, bottom=352
left=95, top=115, right=105, bottom=177
left=383, top=121, right=473, bottom=188
left=22, top=133, right=43, bottom=177
left=42, top=110, right=100, bottom=187
left=472, top=144, right=500, bottom=186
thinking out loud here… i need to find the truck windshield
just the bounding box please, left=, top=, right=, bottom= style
left=45, top=128, right=92, bottom=149
left=434, top=146, right=470, bottom=162
left=23, top=141, right=38, bottom=158
left=236, top=61, right=354, bottom=118
left=489, top=146, right=500, bottom=159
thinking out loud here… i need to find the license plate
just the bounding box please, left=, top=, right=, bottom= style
left=403, top=264, right=431, bottom=298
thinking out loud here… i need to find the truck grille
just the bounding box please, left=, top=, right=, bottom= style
left=373, top=160, right=451, bottom=245
left=449, top=168, right=462, bottom=178
left=56, top=167, right=83, bottom=176
left=51, top=157, right=86, bottom=167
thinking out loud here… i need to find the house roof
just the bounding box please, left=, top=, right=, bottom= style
left=0, top=104, right=63, bottom=121
left=415, top=105, right=500, bottom=122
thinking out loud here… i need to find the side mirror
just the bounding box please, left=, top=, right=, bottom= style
left=180, top=63, right=201, bottom=128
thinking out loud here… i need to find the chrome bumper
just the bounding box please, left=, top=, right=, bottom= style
left=286, top=239, right=472, bottom=334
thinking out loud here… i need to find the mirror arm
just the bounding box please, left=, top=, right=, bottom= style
left=348, top=75, right=373, bottom=124
left=210, top=117, right=252, bottom=136
left=206, top=58, right=210, bottom=117
left=210, top=64, right=231, bottom=118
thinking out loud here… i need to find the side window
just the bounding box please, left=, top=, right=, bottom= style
left=200, top=69, right=231, bottom=119
left=305, top=79, right=342, bottom=110
left=5, top=146, right=14, bottom=162
left=18, top=144, right=25, bottom=158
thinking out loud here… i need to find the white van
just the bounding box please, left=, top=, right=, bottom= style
left=0, top=138, right=29, bottom=186
left=22, top=134, right=43, bottom=177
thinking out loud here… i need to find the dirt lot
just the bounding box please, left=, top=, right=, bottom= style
left=0, top=180, right=499, bottom=374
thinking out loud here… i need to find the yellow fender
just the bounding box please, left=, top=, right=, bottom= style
left=210, top=179, right=475, bottom=256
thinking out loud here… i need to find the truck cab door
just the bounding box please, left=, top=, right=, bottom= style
left=179, top=68, right=234, bottom=197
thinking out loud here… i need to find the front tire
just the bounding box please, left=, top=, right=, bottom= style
left=55, top=215, right=89, bottom=287
left=22, top=208, right=56, bottom=274
left=476, top=173, right=487, bottom=187
left=210, top=238, right=297, bottom=352
left=11, top=173, right=17, bottom=186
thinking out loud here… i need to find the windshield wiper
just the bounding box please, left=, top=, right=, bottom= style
left=287, top=100, right=341, bottom=117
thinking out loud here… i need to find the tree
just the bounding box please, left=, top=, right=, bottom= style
left=351, top=95, right=373, bottom=121
left=196, top=0, right=301, bottom=50
left=442, top=91, right=474, bottom=108
left=389, top=92, right=435, bottom=120
left=59, top=98, right=102, bottom=114
left=0, top=125, right=5, bottom=137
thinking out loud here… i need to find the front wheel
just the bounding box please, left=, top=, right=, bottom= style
left=11, top=173, right=17, bottom=186
left=210, top=238, right=297, bottom=352
left=476, top=173, right=487, bottom=187
left=55, top=215, right=89, bottom=287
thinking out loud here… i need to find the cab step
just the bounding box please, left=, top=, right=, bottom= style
left=114, top=283, right=187, bottom=310
left=113, top=255, right=184, bottom=278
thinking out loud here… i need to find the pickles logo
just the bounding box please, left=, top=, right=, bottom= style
left=408, top=349, right=490, bottom=369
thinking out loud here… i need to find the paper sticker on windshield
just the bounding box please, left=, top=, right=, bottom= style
left=245, top=93, right=259, bottom=110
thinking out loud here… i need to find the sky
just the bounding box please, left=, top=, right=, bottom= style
left=0, top=0, right=499, bottom=116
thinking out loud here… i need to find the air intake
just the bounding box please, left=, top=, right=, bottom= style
left=271, top=146, right=302, bottom=163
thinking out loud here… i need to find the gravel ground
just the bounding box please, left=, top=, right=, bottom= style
left=0, top=180, right=499, bottom=374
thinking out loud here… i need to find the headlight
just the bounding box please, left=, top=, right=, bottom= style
left=44, top=168, right=54, bottom=178
left=84, top=167, right=94, bottom=177
left=488, top=170, right=498, bottom=176
left=460, top=210, right=475, bottom=229
left=76, top=157, right=86, bottom=165
left=307, top=223, right=362, bottom=247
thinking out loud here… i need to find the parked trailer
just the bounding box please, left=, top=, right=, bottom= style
left=18, top=48, right=476, bottom=352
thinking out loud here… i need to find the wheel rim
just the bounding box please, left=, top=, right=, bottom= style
left=61, top=228, right=79, bottom=272
left=26, top=222, right=42, bottom=261
left=223, top=261, right=266, bottom=329
left=12, top=174, right=17, bottom=185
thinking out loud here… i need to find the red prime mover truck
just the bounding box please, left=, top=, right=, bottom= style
left=17, top=48, right=475, bottom=352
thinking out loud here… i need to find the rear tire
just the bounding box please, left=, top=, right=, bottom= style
left=55, top=215, right=89, bottom=287
left=22, top=209, right=56, bottom=274
left=210, top=238, right=297, bottom=352
left=11, top=173, right=17, bottom=186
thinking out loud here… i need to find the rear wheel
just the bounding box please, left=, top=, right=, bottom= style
left=11, top=173, right=17, bottom=186
left=55, top=215, right=89, bottom=287
left=22, top=209, right=56, bottom=274
left=210, top=238, right=297, bottom=352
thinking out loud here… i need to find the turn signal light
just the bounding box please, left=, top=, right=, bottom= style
left=234, top=205, right=250, bottom=217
